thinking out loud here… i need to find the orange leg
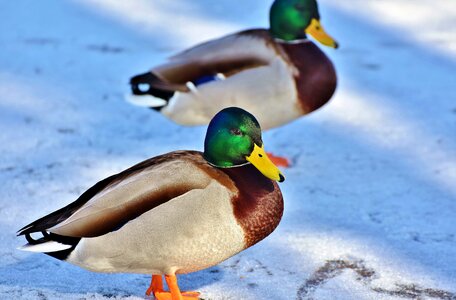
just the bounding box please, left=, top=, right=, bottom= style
left=151, top=274, right=200, bottom=300
left=267, top=152, right=291, bottom=168
left=146, top=275, right=164, bottom=296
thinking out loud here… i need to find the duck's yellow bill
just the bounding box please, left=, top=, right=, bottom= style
left=246, top=144, right=285, bottom=182
left=305, top=18, right=339, bottom=49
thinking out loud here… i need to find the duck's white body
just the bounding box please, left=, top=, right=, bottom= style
left=157, top=34, right=300, bottom=130
left=65, top=168, right=245, bottom=275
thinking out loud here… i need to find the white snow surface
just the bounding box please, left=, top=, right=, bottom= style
left=1, top=0, right=455, bottom=299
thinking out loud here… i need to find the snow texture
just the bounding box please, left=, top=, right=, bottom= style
left=1, top=0, right=455, bottom=299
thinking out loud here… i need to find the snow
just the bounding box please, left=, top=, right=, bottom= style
left=1, top=0, right=455, bottom=299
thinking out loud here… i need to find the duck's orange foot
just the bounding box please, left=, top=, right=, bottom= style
left=146, top=274, right=200, bottom=300
left=146, top=275, right=164, bottom=296
left=154, top=291, right=200, bottom=300
left=267, top=152, right=291, bottom=168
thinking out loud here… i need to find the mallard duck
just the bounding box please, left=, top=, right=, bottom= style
left=18, top=107, right=285, bottom=300
left=128, top=0, right=338, bottom=132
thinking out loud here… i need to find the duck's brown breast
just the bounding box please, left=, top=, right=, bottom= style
left=220, top=164, right=284, bottom=248
left=280, top=41, right=337, bottom=114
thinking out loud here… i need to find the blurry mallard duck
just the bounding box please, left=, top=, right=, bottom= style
left=18, top=107, right=284, bottom=300
left=128, top=0, right=338, bottom=134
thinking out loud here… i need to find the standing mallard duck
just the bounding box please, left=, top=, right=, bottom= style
left=128, top=0, right=338, bottom=132
left=17, top=107, right=285, bottom=300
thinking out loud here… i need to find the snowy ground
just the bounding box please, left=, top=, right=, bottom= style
left=1, top=0, right=455, bottom=299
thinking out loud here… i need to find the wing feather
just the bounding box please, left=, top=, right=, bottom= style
left=18, top=151, right=210, bottom=238
left=152, top=29, right=279, bottom=85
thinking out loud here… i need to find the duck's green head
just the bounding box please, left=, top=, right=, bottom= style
left=270, top=0, right=338, bottom=48
left=204, top=107, right=285, bottom=182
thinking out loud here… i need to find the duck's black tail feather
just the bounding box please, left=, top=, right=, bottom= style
left=130, top=72, right=175, bottom=110
left=19, top=230, right=81, bottom=260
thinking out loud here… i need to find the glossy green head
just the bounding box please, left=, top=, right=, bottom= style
left=204, top=107, right=262, bottom=167
left=270, top=0, right=338, bottom=48
left=204, top=107, right=285, bottom=182
left=270, top=0, right=318, bottom=40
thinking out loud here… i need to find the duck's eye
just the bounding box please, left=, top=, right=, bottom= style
left=230, top=128, right=242, bottom=136
left=294, top=3, right=305, bottom=11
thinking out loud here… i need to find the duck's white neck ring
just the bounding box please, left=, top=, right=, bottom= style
left=274, top=38, right=311, bottom=45
left=206, top=160, right=251, bottom=169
